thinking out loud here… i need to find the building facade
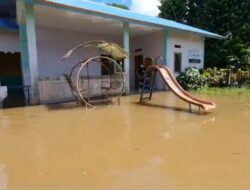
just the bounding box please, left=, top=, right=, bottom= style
left=0, top=0, right=223, bottom=107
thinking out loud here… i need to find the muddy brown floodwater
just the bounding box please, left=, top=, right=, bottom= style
left=0, top=92, right=250, bottom=189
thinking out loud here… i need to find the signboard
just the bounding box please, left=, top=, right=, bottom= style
left=189, top=50, right=201, bottom=64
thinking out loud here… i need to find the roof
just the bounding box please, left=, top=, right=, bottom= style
left=33, top=0, right=223, bottom=39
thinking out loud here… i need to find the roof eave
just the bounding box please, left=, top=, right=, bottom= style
left=31, top=0, right=224, bottom=39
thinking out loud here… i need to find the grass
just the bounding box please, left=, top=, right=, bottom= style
left=194, top=86, right=250, bottom=97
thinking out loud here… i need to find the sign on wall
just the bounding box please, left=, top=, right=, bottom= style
left=189, top=50, right=201, bottom=64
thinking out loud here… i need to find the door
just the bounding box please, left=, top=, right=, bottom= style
left=0, top=52, right=25, bottom=108
left=134, top=55, right=143, bottom=89
left=174, top=52, right=182, bottom=73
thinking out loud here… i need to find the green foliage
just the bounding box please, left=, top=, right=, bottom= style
left=230, top=70, right=250, bottom=86
left=176, top=66, right=250, bottom=91
left=227, top=47, right=250, bottom=70
left=196, top=87, right=250, bottom=97
left=176, top=67, right=207, bottom=90
left=159, top=0, right=250, bottom=69
left=176, top=67, right=250, bottom=91
left=158, top=0, right=187, bottom=23
left=107, top=3, right=129, bottom=10
left=201, top=68, right=228, bottom=87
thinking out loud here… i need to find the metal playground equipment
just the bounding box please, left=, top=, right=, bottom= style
left=60, top=41, right=128, bottom=108
left=139, top=56, right=216, bottom=113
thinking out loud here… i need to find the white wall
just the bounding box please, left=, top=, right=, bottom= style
left=0, top=28, right=205, bottom=92
left=36, top=26, right=122, bottom=79
left=167, top=31, right=205, bottom=73
left=131, top=31, right=164, bottom=89
left=0, top=30, right=20, bottom=53
left=130, top=30, right=205, bottom=90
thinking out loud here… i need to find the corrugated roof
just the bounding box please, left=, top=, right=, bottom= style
left=34, top=0, right=223, bottom=39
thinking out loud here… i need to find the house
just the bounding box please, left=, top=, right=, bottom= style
left=0, top=0, right=223, bottom=107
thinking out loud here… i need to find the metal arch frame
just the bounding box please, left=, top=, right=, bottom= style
left=76, top=56, right=125, bottom=108
left=60, top=40, right=129, bottom=61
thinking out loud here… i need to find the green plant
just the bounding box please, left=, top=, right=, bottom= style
left=227, top=48, right=250, bottom=70
left=232, top=70, right=250, bottom=86
left=201, top=68, right=228, bottom=87
left=196, top=87, right=250, bottom=97
left=176, top=67, right=207, bottom=90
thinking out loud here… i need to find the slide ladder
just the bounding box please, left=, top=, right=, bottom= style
left=139, top=69, right=157, bottom=103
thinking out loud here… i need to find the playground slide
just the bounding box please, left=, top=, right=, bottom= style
left=150, top=65, right=216, bottom=112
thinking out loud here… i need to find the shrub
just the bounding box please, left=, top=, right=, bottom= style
left=176, top=67, right=207, bottom=91
left=201, top=68, right=228, bottom=87
left=202, top=68, right=250, bottom=87
left=232, top=70, right=250, bottom=86
left=176, top=67, right=250, bottom=90
left=227, top=49, right=250, bottom=71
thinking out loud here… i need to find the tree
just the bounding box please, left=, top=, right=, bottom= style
left=159, top=0, right=187, bottom=23
left=107, top=3, right=129, bottom=10
left=159, top=0, right=250, bottom=70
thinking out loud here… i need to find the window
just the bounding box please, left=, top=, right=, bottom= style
left=174, top=53, right=182, bottom=73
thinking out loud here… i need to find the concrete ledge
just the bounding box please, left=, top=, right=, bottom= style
left=38, top=76, right=124, bottom=104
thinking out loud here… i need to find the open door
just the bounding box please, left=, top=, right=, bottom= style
left=134, top=55, right=143, bottom=89
left=0, top=52, right=25, bottom=108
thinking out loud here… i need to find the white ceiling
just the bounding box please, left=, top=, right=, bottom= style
left=34, top=5, right=161, bottom=37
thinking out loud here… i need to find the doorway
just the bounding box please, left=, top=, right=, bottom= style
left=174, top=52, right=182, bottom=73
left=0, top=52, right=25, bottom=108
left=134, top=55, right=143, bottom=89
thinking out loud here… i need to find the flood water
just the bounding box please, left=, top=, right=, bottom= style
left=0, top=92, right=250, bottom=189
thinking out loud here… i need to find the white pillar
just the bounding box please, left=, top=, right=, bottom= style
left=19, top=2, right=40, bottom=104
left=123, top=22, right=130, bottom=94
left=163, top=29, right=169, bottom=66
left=161, top=29, right=169, bottom=90
left=19, top=24, right=31, bottom=87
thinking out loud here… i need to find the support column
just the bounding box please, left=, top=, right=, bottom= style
left=123, top=22, right=130, bottom=94
left=20, top=23, right=31, bottom=105
left=163, top=29, right=169, bottom=65
left=19, top=2, right=40, bottom=104
left=162, top=29, right=169, bottom=90
left=20, top=24, right=31, bottom=88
